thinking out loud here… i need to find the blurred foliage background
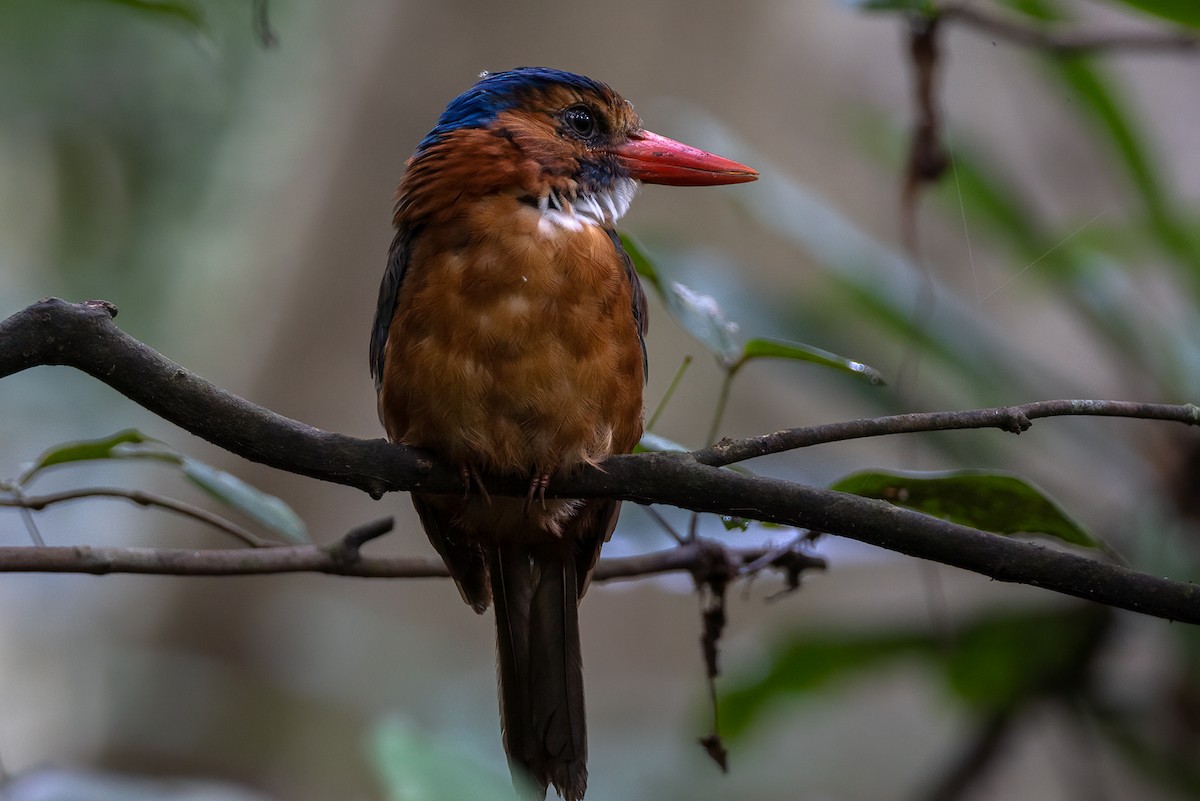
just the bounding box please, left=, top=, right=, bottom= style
left=1, top=0, right=1199, bottom=799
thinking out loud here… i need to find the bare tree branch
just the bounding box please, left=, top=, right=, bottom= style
left=939, top=2, right=1200, bottom=55
left=3, top=299, right=1200, bottom=623
left=0, top=535, right=822, bottom=585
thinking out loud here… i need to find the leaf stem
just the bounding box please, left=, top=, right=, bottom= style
left=648, top=354, right=693, bottom=431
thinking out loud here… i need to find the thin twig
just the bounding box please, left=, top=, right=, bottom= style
left=648, top=354, right=692, bottom=430
left=1, top=487, right=271, bottom=547
left=738, top=535, right=811, bottom=579
left=9, top=486, right=46, bottom=547
left=694, top=400, right=1200, bottom=467
left=641, top=505, right=687, bottom=546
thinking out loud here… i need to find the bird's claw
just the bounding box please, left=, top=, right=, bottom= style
left=459, top=464, right=491, bottom=505
left=524, top=470, right=553, bottom=513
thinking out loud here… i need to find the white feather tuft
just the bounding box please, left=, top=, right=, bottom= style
left=537, top=178, right=640, bottom=234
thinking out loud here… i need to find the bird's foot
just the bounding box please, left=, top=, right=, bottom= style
left=523, top=469, right=553, bottom=513
left=459, top=463, right=491, bottom=505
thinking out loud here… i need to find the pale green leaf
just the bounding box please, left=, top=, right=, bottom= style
left=636, top=432, right=691, bottom=454
left=371, top=718, right=523, bottom=801
left=738, top=337, right=886, bottom=385
left=181, top=458, right=308, bottom=543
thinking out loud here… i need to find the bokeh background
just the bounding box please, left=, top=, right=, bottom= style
left=2, top=1, right=1199, bottom=799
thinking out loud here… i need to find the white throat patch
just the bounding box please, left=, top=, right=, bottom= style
left=537, top=177, right=640, bottom=234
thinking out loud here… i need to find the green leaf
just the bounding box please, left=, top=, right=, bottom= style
left=618, top=234, right=745, bottom=366
left=829, top=469, right=1104, bottom=549
left=720, top=515, right=751, bottom=532
left=636, top=432, right=691, bottom=454
left=941, top=605, right=1110, bottom=711
left=720, top=632, right=937, bottom=739
left=18, top=429, right=169, bottom=483
left=1093, top=700, right=1200, bottom=797
left=96, top=0, right=207, bottom=31
left=999, top=0, right=1067, bottom=22
left=738, top=337, right=886, bottom=385
left=1054, top=59, right=1199, bottom=274
left=181, top=458, right=308, bottom=543
left=1097, top=0, right=1200, bottom=28
left=618, top=231, right=663, bottom=291
left=1006, top=0, right=1200, bottom=280
left=371, top=718, right=524, bottom=801
left=818, top=278, right=1015, bottom=399
left=681, top=108, right=1036, bottom=401
left=719, top=606, right=1108, bottom=741
left=663, top=280, right=743, bottom=367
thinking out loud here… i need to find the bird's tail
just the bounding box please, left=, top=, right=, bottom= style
left=490, top=545, right=587, bottom=801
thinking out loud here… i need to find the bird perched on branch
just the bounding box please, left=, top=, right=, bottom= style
left=370, top=67, right=756, bottom=800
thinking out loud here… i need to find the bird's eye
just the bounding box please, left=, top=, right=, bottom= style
left=562, top=105, right=597, bottom=139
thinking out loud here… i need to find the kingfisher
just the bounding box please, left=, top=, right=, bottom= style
left=370, top=67, right=756, bottom=800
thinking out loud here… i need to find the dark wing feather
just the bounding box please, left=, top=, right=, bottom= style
left=370, top=227, right=416, bottom=390
left=573, top=500, right=621, bottom=600
left=606, top=228, right=648, bottom=381
left=411, top=496, right=491, bottom=613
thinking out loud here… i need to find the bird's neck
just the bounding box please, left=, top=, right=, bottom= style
left=529, top=178, right=640, bottom=233
left=395, top=128, right=639, bottom=233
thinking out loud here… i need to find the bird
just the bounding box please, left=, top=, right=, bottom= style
left=369, top=67, right=756, bottom=800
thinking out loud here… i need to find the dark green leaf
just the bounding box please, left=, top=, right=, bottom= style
left=618, top=231, right=662, bottom=291
left=1093, top=701, right=1200, bottom=797
left=181, top=458, right=308, bottom=543
left=720, top=632, right=937, bottom=739
left=716, top=115, right=1037, bottom=402
left=829, top=469, right=1103, bottom=549
left=895, top=131, right=1174, bottom=391
left=926, top=140, right=1044, bottom=256
left=1097, top=0, right=1200, bottom=28
left=1054, top=59, right=1199, bottom=274
left=816, top=278, right=1013, bottom=399
left=720, top=515, right=751, bottom=532
left=941, top=606, right=1110, bottom=710
left=999, top=0, right=1066, bottom=22
left=96, top=0, right=206, bottom=31
left=738, top=337, right=886, bottom=385
left=1008, top=0, right=1200, bottom=280
left=19, top=429, right=168, bottom=483
left=720, top=606, right=1108, bottom=741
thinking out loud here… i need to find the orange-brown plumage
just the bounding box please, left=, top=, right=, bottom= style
left=369, top=67, right=755, bottom=801
left=380, top=196, right=644, bottom=477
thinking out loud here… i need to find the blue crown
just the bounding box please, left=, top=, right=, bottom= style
left=414, top=67, right=611, bottom=156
